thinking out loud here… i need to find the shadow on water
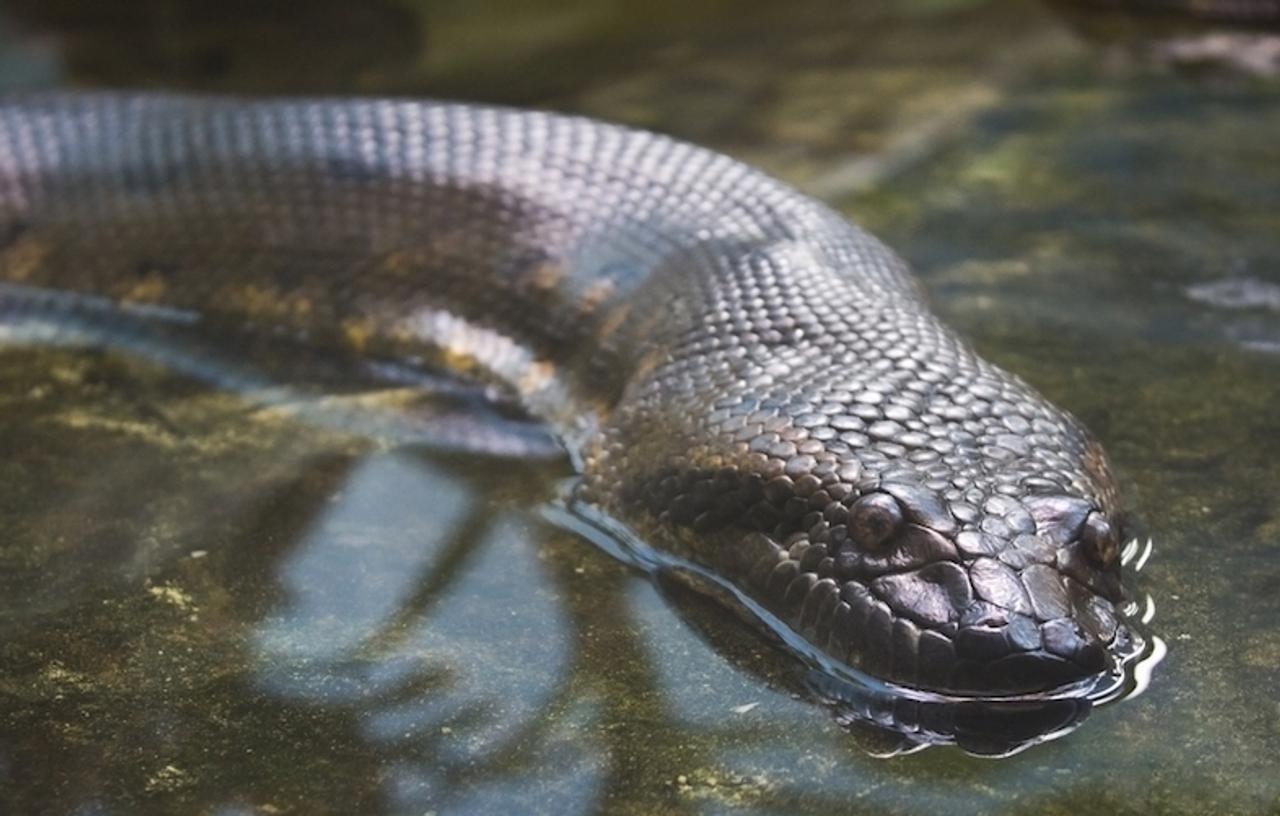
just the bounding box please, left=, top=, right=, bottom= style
left=0, top=348, right=646, bottom=813
left=0, top=0, right=1278, bottom=814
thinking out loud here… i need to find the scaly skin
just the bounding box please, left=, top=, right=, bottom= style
left=0, top=93, right=1143, bottom=698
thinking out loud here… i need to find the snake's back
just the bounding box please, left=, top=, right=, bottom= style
left=0, top=93, right=1144, bottom=701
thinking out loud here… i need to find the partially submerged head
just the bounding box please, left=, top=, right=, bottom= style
left=591, top=358, right=1146, bottom=701
left=807, top=481, right=1137, bottom=697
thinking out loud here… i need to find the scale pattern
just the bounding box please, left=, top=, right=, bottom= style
left=0, top=93, right=1138, bottom=696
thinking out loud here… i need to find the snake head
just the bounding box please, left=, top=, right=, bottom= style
left=586, top=370, right=1148, bottom=701
left=727, top=472, right=1143, bottom=699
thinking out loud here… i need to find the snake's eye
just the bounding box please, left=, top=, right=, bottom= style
left=850, top=492, right=903, bottom=549
left=1080, top=512, right=1118, bottom=567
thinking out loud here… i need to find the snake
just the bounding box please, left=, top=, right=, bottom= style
left=0, top=92, right=1145, bottom=702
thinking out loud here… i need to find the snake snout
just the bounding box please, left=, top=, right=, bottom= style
left=941, top=495, right=1131, bottom=696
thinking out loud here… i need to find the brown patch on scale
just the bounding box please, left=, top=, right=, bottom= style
left=226, top=284, right=314, bottom=324
left=595, top=303, right=632, bottom=341
left=378, top=245, right=451, bottom=276
left=0, top=231, right=49, bottom=282
left=341, top=318, right=375, bottom=352
left=440, top=344, right=482, bottom=375
left=588, top=395, right=617, bottom=419
left=578, top=279, right=615, bottom=313
left=631, top=348, right=666, bottom=383
left=527, top=261, right=566, bottom=291
left=121, top=273, right=169, bottom=305
left=518, top=360, right=558, bottom=397
left=311, top=388, right=427, bottom=411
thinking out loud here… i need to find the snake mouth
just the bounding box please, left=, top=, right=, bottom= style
left=815, top=569, right=1132, bottom=698
left=747, top=485, right=1141, bottom=698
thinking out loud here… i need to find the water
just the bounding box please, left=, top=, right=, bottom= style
left=1, top=0, right=1278, bottom=813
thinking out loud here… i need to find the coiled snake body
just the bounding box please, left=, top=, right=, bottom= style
left=0, top=93, right=1141, bottom=700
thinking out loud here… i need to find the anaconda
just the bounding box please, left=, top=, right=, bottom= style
left=0, top=93, right=1146, bottom=702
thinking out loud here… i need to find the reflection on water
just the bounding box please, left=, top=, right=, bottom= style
left=1, top=0, right=1278, bottom=814
left=252, top=454, right=602, bottom=815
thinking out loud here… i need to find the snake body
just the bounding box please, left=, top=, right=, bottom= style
left=0, top=93, right=1141, bottom=699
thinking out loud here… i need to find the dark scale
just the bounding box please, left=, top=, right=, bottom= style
left=0, top=92, right=1143, bottom=699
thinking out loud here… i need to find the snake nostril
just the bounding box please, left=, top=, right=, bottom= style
left=850, top=492, right=903, bottom=549
left=1080, top=512, right=1118, bottom=568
